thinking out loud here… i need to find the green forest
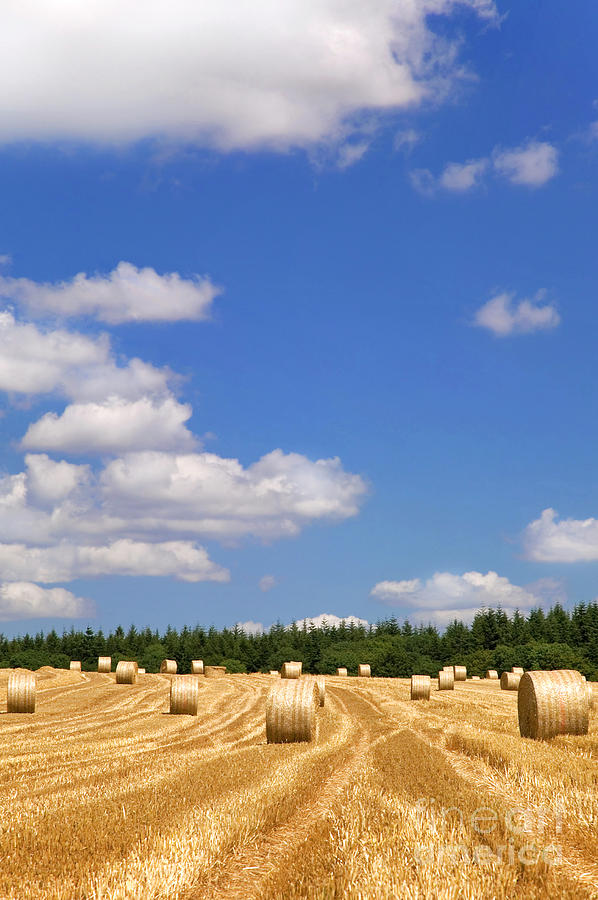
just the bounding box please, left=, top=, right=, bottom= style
left=2, top=603, right=598, bottom=678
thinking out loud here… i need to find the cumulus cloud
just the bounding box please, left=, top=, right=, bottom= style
left=492, top=141, right=559, bottom=186
left=293, top=613, right=369, bottom=629
left=22, top=396, right=196, bottom=454
left=473, top=291, right=560, bottom=336
left=439, top=157, right=488, bottom=191
left=0, top=582, right=91, bottom=620
left=99, top=449, right=367, bottom=540
left=371, top=571, right=541, bottom=624
left=0, top=1, right=496, bottom=151
left=0, top=540, right=228, bottom=583
left=0, top=262, right=220, bottom=324
left=0, top=311, right=170, bottom=401
left=259, top=575, right=278, bottom=593
left=523, top=508, right=598, bottom=562
left=410, top=140, right=559, bottom=194
left=236, top=620, right=265, bottom=635
left=0, top=448, right=364, bottom=587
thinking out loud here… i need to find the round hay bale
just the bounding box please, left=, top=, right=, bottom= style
left=97, top=656, right=111, bottom=673
left=501, top=671, right=521, bottom=691
left=115, top=661, right=138, bottom=684
left=518, top=670, right=589, bottom=740
left=281, top=661, right=302, bottom=679
left=358, top=664, right=371, bottom=678
left=70, top=661, right=81, bottom=672
left=269, top=670, right=279, bottom=676
left=160, top=659, right=177, bottom=675
left=7, top=670, right=36, bottom=713
left=410, top=675, right=431, bottom=700
left=453, top=665, right=467, bottom=682
left=137, top=668, right=146, bottom=675
left=266, top=678, right=318, bottom=743
left=204, top=665, right=226, bottom=678
left=587, top=682, right=596, bottom=710
left=438, top=670, right=454, bottom=691
left=442, top=665, right=453, bottom=672
left=336, top=667, right=348, bottom=677
left=512, top=667, right=524, bottom=675
left=190, top=660, right=204, bottom=675
left=315, top=675, right=326, bottom=707
left=471, top=675, right=480, bottom=680
left=486, top=670, right=499, bottom=680
left=170, top=675, right=199, bottom=715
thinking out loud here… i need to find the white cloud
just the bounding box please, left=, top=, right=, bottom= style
left=99, top=449, right=367, bottom=540
left=236, top=620, right=265, bottom=635
left=0, top=582, right=91, bottom=621
left=292, top=613, right=369, bottom=629
left=0, top=254, right=11, bottom=267
left=22, top=396, right=196, bottom=454
left=371, top=570, right=541, bottom=624
left=439, top=157, right=488, bottom=191
left=523, top=508, right=598, bottom=562
left=336, top=141, right=371, bottom=170
left=0, top=448, right=364, bottom=586
left=492, top=140, right=559, bottom=186
left=0, top=540, right=229, bottom=583
left=409, top=168, right=436, bottom=195
left=259, top=575, right=278, bottom=593
left=394, top=128, right=421, bottom=152
left=0, top=262, right=220, bottom=324
left=0, top=311, right=170, bottom=400
left=0, top=1, right=495, bottom=151
left=473, top=291, right=560, bottom=336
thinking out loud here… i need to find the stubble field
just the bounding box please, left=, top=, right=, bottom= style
left=0, top=668, right=596, bottom=899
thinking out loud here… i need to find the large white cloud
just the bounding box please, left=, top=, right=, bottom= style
left=0, top=1, right=495, bottom=151
left=0, top=311, right=170, bottom=400
left=0, top=262, right=220, bottom=324
left=0, top=540, right=228, bottom=583
left=0, top=582, right=91, bottom=621
left=523, top=508, right=598, bottom=562
left=99, top=449, right=368, bottom=539
left=473, top=291, right=560, bottom=336
left=371, top=571, right=541, bottom=624
left=22, top=396, right=196, bottom=454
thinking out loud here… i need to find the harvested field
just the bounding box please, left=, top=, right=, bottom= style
left=0, top=668, right=596, bottom=899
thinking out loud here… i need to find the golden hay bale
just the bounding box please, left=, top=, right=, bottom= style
left=442, top=665, right=453, bottom=672
left=486, top=670, right=499, bottom=679
left=453, top=665, right=467, bottom=682
left=169, top=675, right=199, bottom=715
left=438, top=670, right=454, bottom=691
left=69, top=661, right=81, bottom=672
left=137, top=668, right=146, bottom=675
left=115, top=661, right=138, bottom=684
left=281, top=661, right=302, bottom=679
left=501, top=671, right=521, bottom=691
left=7, top=670, right=36, bottom=713
left=97, top=656, right=111, bottom=673
left=336, top=667, right=348, bottom=677
left=315, top=675, right=326, bottom=707
left=518, top=670, right=589, bottom=740
left=160, top=659, right=177, bottom=674
left=410, top=675, right=431, bottom=700
left=266, top=678, right=319, bottom=743
left=190, top=659, right=204, bottom=675
left=204, top=665, right=226, bottom=678
left=269, top=670, right=280, bottom=676
left=471, top=675, right=480, bottom=680
left=512, top=666, right=524, bottom=675
left=358, top=664, right=371, bottom=678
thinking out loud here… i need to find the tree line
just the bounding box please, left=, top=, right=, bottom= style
left=2, top=602, right=598, bottom=678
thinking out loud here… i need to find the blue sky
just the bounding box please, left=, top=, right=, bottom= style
left=0, top=1, right=597, bottom=634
